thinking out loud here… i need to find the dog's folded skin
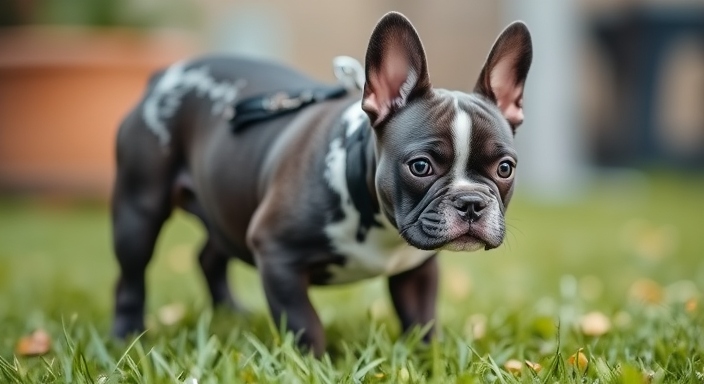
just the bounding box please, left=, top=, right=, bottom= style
left=111, top=12, right=532, bottom=356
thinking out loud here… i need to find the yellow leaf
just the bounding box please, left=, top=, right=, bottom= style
left=567, top=348, right=588, bottom=373
left=525, top=360, right=542, bottom=373
left=504, top=359, right=523, bottom=375
left=15, top=329, right=52, bottom=357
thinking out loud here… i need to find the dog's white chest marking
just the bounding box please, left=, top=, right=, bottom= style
left=142, top=61, right=245, bottom=145
left=323, top=138, right=433, bottom=284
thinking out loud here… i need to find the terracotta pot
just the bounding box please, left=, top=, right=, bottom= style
left=0, top=26, right=199, bottom=198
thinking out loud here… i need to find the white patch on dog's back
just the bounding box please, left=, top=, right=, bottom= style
left=323, top=138, right=433, bottom=284
left=142, top=61, right=245, bottom=145
left=341, top=102, right=368, bottom=137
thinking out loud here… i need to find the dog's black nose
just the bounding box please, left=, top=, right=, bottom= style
left=453, top=195, right=487, bottom=221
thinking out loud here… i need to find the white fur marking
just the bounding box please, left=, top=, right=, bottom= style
left=451, top=98, right=472, bottom=183
left=142, top=61, right=245, bottom=145
left=341, top=102, right=368, bottom=137
left=324, top=138, right=349, bottom=203
left=323, top=138, right=433, bottom=284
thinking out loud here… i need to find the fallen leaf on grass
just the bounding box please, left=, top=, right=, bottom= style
left=504, top=359, right=523, bottom=374
left=580, top=311, right=611, bottom=336
left=568, top=348, right=588, bottom=373
left=525, top=360, right=542, bottom=373
left=504, top=359, right=542, bottom=376
left=15, top=329, right=51, bottom=357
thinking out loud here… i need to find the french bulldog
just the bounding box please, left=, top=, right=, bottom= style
left=111, top=11, right=532, bottom=356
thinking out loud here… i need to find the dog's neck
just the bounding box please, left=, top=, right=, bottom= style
left=338, top=107, right=383, bottom=239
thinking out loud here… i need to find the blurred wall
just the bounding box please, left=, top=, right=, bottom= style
left=0, top=1, right=504, bottom=198
left=201, top=1, right=501, bottom=90
left=0, top=0, right=702, bottom=199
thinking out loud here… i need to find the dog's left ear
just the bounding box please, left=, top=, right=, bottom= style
left=474, top=21, right=533, bottom=131
left=362, top=12, right=431, bottom=127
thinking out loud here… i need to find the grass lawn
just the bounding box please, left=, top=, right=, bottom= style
left=0, top=173, right=703, bottom=383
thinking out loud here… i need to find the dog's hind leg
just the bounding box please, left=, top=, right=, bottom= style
left=172, top=173, right=244, bottom=312
left=111, top=110, right=176, bottom=338
left=197, top=236, right=244, bottom=310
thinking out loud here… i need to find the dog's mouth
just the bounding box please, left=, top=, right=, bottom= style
left=398, top=205, right=504, bottom=252
left=399, top=222, right=500, bottom=252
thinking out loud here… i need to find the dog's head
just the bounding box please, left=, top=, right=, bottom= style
left=362, top=12, right=533, bottom=251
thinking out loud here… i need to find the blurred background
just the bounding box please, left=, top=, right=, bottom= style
left=0, top=0, right=703, bottom=335
left=1, top=0, right=703, bottom=198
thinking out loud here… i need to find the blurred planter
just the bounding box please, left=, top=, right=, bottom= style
left=0, top=26, right=199, bottom=198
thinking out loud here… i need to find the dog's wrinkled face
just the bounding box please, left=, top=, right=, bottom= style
left=362, top=12, right=533, bottom=252
left=374, top=91, right=516, bottom=251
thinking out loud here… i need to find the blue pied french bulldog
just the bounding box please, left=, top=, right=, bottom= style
left=112, top=11, right=532, bottom=356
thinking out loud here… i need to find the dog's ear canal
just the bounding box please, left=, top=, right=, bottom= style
left=474, top=21, right=533, bottom=131
left=362, top=12, right=431, bottom=128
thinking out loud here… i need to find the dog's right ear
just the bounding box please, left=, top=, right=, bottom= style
left=474, top=21, right=533, bottom=131
left=362, top=12, right=431, bottom=127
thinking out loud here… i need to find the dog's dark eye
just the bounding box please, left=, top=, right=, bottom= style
left=409, top=158, right=433, bottom=177
left=497, top=161, right=514, bottom=178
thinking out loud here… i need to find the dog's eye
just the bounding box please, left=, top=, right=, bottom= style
left=497, top=161, right=514, bottom=178
left=409, top=158, right=433, bottom=177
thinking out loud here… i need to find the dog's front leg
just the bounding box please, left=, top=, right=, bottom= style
left=259, top=259, right=325, bottom=357
left=388, top=255, right=439, bottom=341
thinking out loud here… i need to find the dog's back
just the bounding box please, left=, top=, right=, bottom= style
left=111, top=55, right=343, bottom=335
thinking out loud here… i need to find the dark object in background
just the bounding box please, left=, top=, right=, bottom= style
left=591, top=5, right=704, bottom=169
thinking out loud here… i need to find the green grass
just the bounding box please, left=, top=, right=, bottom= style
left=1, top=173, right=704, bottom=383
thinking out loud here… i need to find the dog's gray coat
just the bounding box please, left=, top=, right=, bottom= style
left=111, top=12, right=532, bottom=356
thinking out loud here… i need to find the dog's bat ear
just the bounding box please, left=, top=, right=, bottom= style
left=474, top=21, right=533, bottom=131
left=362, top=12, right=431, bottom=127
